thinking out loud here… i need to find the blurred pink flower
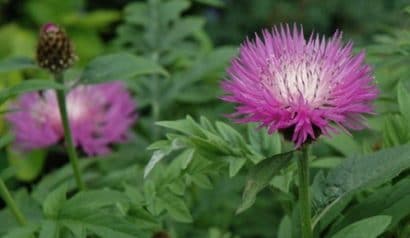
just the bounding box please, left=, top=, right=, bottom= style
left=222, top=24, right=378, bottom=147
left=6, top=81, right=137, bottom=155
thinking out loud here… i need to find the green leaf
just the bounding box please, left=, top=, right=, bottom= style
left=61, top=189, right=129, bottom=217
left=0, top=133, right=14, bottom=149
left=163, top=17, right=205, bottom=47
left=248, top=124, right=282, bottom=156
left=3, top=224, right=39, bottom=238
left=0, top=57, right=37, bottom=73
left=405, top=5, right=410, bottom=14
left=397, top=82, right=410, bottom=121
left=32, top=160, right=97, bottom=203
left=62, top=221, right=86, bottom=238
left=43, top=184, right=67, bottom=219
left=159, top=193, right=193, bottom=223
left=144, top=139, right=186, bottom=178
left=277, top=216, right=292, bottom=238
left=383, top=115, right=408, bottom=147
left=124, top=2, right=148, bottom=25
left=312, top=144, right=410, bottom=228
left=8, top=149, right=46, bottom=181
left=236, top=151, right=293, bottom=214
left=215, top=122, right=247, bottom=148
left=331, top=215, right=391, bottom=238
left=61, top=211, right=145, bottom=238
left=328, top=178, right=410, bottom=234
left=310, top=157, right=343, bottom=169
left=228, top=157, right=246, bottom=177
left=322, top=133, right=361, bottom=156
left=156, top=118, right=200, bottom=136
left=0, top=80, right=65, bottom=105
left=190, top=173, right=213, bottom=189
left=81, top=53, right=168, bottom=84
left=39, top=220, right=59, bottom=238
left=159, top=0, right=191, bottom=25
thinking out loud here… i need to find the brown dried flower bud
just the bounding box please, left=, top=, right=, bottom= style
left=36, top=23, right=77, bottom=73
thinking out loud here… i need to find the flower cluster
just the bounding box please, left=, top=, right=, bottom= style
left=222, top=24, right=378, bottom=146
left=6, top=82, right=137, bottom=155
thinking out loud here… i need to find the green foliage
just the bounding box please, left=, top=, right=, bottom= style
left=0, top=58, right=37, bottom=73
left=330, top=216, right=391, bottom=238
left=0, top=1, right=409, bottom=238
left=81, top=53, right=168, bottom=84
left=312, top=144, right=410, bottom=233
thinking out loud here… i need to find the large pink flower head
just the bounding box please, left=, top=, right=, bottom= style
left=6, top=81, right=137, bottom=155
left=222, top=24, right=378, bottom=147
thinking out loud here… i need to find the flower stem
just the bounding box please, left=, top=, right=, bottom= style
left=54, top=73, right=86, bottom=190
left=0, top=178, right=27, bottom=225
left=297, top=145, right=312, bottom=238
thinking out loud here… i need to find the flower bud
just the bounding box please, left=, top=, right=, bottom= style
left=36, top=23, right=77, bottom=73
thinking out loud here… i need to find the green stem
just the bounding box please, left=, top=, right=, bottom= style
left=0, top=178, right=27, bottom=225
left=54, top=73, right=86, bottom=190
left=297, top=145, right=312, bottom=238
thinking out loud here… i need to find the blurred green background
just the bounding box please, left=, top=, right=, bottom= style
left=0, top=0, right=409, bottom=237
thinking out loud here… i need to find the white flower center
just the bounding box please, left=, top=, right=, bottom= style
left=67, top=96, right=87, bottom=121
left=262, top=56, right=330, bottom=107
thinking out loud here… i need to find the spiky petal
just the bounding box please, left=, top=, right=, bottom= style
left=222, top=24, right=378, bottom=147
left=6, top=81, right=137, bottom=155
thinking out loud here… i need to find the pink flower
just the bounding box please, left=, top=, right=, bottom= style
left=222, top=24, right=378, bottom=147
left=6, top=81, right=137, bottom=155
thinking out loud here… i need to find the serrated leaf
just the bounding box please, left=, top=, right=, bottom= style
left=43, top=184, right=67, bottom=218
left=312, top=144, right=410, bottom=228
left=0, top=80, right=65, bottom=105
left=0, top=57, right=37, bottom=73
left=236, top=151, right=293, bottom=214
left=81, top=53, right=168, bottom=84
left=331, top=215, right=391, bottom=238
